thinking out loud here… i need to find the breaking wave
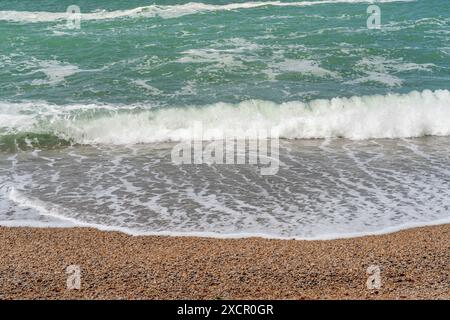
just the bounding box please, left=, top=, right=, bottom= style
left=0, top=89, right=449, bottom=147
left=0, top=0, right=415, bottom=23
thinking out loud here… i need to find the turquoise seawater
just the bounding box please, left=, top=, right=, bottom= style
left=1, top=0, right=449, bottom=106
left=0, top=0, right=449, bottom=238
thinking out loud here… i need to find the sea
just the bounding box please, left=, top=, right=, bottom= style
left=0, top=0, right=449, bottom=239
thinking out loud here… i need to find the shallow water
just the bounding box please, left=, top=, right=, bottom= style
left=1, top=137, right=449, bottom=239
left=0, top=0, right=449, bottom=238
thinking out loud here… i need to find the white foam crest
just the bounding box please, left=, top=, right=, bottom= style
left=30, top=60, right=80, bottom=86
left=43, top=89, right=450, bottom=143
left=3, top=56, right=100, bottom=86
left=346, top=71, right=403, bottom=87
left=0, top=114, right=36, bottom=130
left=2, top=90, right=450, bottom=143
left=347, top=56, right=436, bottom=87
left=0, top=0, right=415, bottom=23
left=268, top=59, right=340, bottom=79
left=132, top=80, right=163, bottom=95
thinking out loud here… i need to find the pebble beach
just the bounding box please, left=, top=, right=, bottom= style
left=0, top=224, right=448, bottom=300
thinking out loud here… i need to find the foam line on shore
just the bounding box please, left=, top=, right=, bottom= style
left=6, top=188, right=450, bottom=241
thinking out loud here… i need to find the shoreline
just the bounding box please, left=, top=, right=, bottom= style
left=0, top=224, right=448, bottom=299
left=3, top=215, right=450, bottom=241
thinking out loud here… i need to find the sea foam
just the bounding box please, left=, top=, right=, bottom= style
left=0, top=0, right=415, bottom=23
left=0, top=90, right=450, bottom=144
left=1, top=89, right=448, bottom=144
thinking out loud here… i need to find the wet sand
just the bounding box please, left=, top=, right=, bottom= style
left=0, top=224, right=448, bottom=299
